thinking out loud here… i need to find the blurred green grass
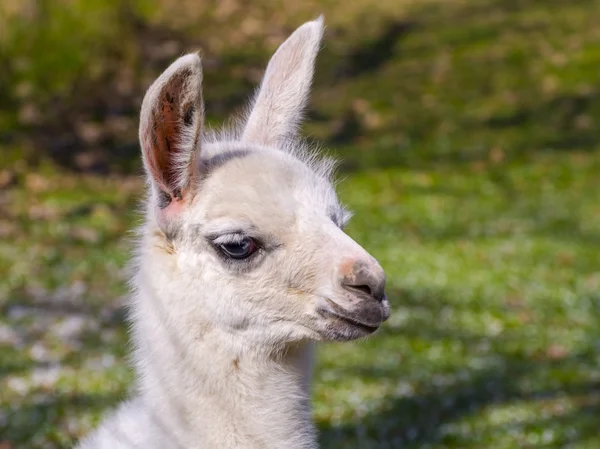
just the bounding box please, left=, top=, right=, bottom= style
left=1, top=0, right=600, bottom=448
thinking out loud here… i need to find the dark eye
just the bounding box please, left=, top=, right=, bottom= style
left=219, top=237, right=257, bottom=260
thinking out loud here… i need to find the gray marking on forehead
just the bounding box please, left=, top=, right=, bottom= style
left=199, top=150, right=251, bottom=177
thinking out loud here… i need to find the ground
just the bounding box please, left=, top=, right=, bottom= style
left=1, top=0, right=599, bottom=447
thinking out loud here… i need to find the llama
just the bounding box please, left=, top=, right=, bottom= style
left=77, top=17, right=389, bottom=449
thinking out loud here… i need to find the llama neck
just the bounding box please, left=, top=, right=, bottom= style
left=130, top=272, right=317, bottom=449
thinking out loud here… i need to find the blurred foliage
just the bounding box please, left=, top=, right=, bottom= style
left=1, top=0, right=600, bottom=448
left=2, top=0, right=600, bottom=170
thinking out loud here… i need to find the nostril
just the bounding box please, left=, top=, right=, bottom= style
left=341, top=260, right=386, bottom=302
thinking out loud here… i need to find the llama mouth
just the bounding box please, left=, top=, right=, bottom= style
left=319, top=298, right=382, bottom=334
left=328, top=311, right=380, bottom=333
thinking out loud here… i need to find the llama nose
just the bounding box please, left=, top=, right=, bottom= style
left=341, top=260, right=386, bottom=303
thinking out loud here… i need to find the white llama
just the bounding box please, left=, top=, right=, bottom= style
left=77, top=17, right=389, bottom=449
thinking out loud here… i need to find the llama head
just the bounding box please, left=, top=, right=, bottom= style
left=138, top=17, right=389, bottom=346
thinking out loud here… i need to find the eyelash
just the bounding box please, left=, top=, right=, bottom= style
left=212, top=233, right=248, bottom=245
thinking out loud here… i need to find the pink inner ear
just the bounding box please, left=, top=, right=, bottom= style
left=145, top=70, right=196, bottom=200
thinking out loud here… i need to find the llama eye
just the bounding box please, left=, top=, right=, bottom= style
left=219, top=237, right=257, bottom=260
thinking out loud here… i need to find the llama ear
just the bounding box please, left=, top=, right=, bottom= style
left=241, top=17, right=324, bottom=147
left=139, top=53, right=204, bottom=209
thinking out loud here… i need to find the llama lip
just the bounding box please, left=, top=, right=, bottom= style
left=319, top=298, right=383, bottom=332
left=328, top=310, right=380, bottom=333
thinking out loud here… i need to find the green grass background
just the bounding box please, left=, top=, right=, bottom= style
left=1, top=0, right=599, bottom=447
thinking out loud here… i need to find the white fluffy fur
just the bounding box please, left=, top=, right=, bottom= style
left=77, top=17, right=388, bottom=449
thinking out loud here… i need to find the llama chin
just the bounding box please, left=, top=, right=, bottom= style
left=77, top=16, right=389, bottom=449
